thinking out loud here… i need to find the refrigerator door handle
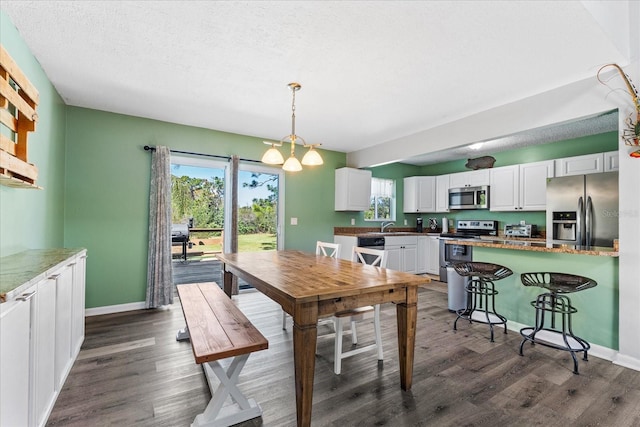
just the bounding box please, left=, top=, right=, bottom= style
left=577, top=196, right=584, bottom=245
left=585, top=196, right=593, bottom=247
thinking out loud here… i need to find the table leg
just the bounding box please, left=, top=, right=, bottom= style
left=292, top=302, right=318, bottom=427
left=222, top=268, right=233, bottom=297
left=397, top=286, right=417, bottom=390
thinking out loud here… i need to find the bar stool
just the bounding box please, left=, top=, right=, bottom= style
left=519, top=272, right=597, bottom=374
left=453, top=262, right=513, bottom=342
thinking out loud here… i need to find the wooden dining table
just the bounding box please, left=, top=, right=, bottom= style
left=216, top=250, right=430, bottom=427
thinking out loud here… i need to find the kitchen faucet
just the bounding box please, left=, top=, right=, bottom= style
left=381, top=221, right=395, bottom=232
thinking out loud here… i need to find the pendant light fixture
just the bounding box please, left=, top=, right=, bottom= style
left=261, top=82, right=323, bottom=171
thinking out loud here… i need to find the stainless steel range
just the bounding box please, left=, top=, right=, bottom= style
left=438, top=220, right=498, bottom=282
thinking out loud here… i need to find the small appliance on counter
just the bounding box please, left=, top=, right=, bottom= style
left=416, top=217, right=423, bottom=233
left=504, top=223, right=537, bottom=238
left=428, top=218, right=438, bottom=231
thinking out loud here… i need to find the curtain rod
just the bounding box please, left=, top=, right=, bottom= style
left=143, top=145, right=262, bottom=164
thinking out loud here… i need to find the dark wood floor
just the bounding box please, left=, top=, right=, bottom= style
left=47, top=260, right=640, bottom=426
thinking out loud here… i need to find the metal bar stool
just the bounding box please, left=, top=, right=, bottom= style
left=452, top=262, right=513, bottom=342
left=519, top=272, right=597, bottom=374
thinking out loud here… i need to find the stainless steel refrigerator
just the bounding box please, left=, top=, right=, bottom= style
left=546, top=171, right=618, bottom=248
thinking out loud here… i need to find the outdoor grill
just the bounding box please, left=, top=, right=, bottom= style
left=171, top=223, right=190, bottom=261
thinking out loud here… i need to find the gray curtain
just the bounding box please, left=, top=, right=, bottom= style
left=146, top=145, right=173, bottom=308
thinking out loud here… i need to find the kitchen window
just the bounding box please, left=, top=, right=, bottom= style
left=365, top=178, right=396, bottom=221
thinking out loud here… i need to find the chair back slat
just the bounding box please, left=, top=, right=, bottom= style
left=352, top=246, right=388, bottom=268
left=316, top=241, right=341, bottom=259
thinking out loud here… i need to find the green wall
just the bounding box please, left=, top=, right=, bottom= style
left=64, top=107, right=346, bottom=308
left=473, top=247, right=619, bottom=349
left=0, top=12, right=67, bottom=257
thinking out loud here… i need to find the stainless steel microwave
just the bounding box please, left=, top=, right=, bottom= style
left=448, top=185, right=489, bottom=210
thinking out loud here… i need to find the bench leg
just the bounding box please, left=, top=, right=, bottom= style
left=176, top=326, right=190, bottom=341
left=192, top=354, right=263, bottom=427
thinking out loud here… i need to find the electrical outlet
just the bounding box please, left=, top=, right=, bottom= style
left=351, top=218, right=355, bottom=225
left=404, top=219, right=408, bottom=226
left=291, top=217, right=298, bottom=225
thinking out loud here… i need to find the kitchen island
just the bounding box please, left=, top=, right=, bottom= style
left=444, top=239, right=619, bottom=354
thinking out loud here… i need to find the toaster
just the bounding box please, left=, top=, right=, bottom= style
left=504, top=223, right=537, bottom=238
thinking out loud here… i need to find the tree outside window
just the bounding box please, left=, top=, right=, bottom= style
left=365, top=178, right=395, bottom=221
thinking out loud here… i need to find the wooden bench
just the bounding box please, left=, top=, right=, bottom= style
left=176, top=282, right=268, bottom=427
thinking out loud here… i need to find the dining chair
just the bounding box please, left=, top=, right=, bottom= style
left=282, top=241, right=342, bottom=329
left=326, top=246, right=387, bottom=374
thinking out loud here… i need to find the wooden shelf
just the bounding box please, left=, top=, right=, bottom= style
left=1, top=43, right=40, bottom=189
left=0, top=171, right=42, bottom=189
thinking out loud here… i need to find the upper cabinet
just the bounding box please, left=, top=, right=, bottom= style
left=403, top=176, right=435, bottom=213
left=435, top=175, right=450, bottom=212
left=449, top=169, right=490, bottom=188
left=555, top=151, right=619, bottom=177
left=490, top=160, right=554, bottom=211
left=335, top=167, right=372, bottom=211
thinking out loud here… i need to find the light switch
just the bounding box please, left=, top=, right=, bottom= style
left=291, top=217, right=298, bottom=225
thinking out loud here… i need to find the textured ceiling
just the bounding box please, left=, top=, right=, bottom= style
left=0, top=1, right=629, bottom=165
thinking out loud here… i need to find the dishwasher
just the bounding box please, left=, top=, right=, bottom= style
left=356, top=236, right=385, bottom=264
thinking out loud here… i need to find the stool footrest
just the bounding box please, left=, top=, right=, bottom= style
left=519, top=328, right=590, bottom=352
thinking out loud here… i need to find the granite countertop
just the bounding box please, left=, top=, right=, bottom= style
left=443, top=238, right=618, bottom=257
left=0, top=248, right=87, bottom=303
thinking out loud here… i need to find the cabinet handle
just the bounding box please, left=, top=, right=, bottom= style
left=17, top=291, right=37, bottom=301
left=48, top=274, right=60, bottom=279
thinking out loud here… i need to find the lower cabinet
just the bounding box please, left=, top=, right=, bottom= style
left=0, top=249, right=86, bottom=427
left=0, top=288, right=33, bottom=427
left=417, top=236, right=441, bottom=275
left=32, top=278, right=57, bottom=427
left=385, top=236, right=417, bottom=274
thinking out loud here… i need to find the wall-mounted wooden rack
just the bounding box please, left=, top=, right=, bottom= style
left=0, top=44, right=41, bottom=189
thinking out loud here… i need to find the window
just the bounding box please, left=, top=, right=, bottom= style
left=365, top=178, right=395, bottom=221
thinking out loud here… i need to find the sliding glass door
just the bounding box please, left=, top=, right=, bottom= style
left=171, top=154, right=283, bottom=260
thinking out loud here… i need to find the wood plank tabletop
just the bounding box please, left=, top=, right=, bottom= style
left=216, top=250, right=430, bottom=303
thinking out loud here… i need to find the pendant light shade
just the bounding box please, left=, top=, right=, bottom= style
left=261, top=144, right=285, bottom=164
left=282, top=155, right=303, bottom=172
left=301, top=146, right=324, bottom=166
left=261, top=82, right=323, bottom=172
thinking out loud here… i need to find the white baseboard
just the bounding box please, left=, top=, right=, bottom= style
left=85, top=301, right=146, bottom=316
left=613, top=354, right=640, bottom=371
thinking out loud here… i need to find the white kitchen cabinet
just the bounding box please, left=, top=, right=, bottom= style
left=403, top=176, right=436, bottom=213
left=55, top=263, right=74, bottom=390
left=417, top=235, right=439, bottom=274
left=32, top=278, right=57, bottom=427
left=335, top=167, right=372, bottom=211
left=0, top=289, right=33, bottom=427
left=449, top=169, right=490, bottom=188
left=490, top=160, right=554, bottom=211
left=0, top=249, right=86, bottom=427
left=333, top=235, right=358, bottom=261
left=604, top=150, right=619, bottom=172
left=435, top=175, right=450, bottom=212
left=417, top=236, right=429, bottom=274
left=71, top=254, right=87, bottom=357
left=385, top=235, right=417, bottom=274
left=426, top=236, right=440, bottom=275
left=555, top=152, right=603, bottom=176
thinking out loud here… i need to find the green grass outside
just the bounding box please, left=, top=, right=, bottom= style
left=180, top=233, right=277, bottom=261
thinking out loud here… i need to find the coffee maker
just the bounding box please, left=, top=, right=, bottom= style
left=416, top=217, right=423, bottom=233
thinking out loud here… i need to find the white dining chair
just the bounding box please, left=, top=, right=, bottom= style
left=282, top=241, right=341, bottom=329
left=326, top=246, right=387, bottom=374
